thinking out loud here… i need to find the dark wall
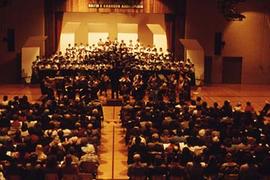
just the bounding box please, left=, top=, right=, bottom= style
left=186, top=0, right=270, bottom=84
left=0, top=0, right=44, bottom=84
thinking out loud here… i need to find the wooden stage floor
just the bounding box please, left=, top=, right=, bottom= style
left=194, top=84, right=270, bottom=111
left=0, top=84, right=269, bottom=110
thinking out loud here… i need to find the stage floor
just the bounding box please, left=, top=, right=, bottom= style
left=194, top=84, right=270, bottom=111
left=0, top=84, right=269, bottom=110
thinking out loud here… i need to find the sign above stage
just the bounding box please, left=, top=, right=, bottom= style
left=88, top=0, right=143, bottom=9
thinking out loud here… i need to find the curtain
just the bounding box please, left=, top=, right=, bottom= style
left=55, top=12, right=64, bottom=52
left=44, top=0, right=55, bottom=56
left=174, top=0, right=186, bottom=60
left=175, top=15, right=185, bottom=60
left=165, top=14, right=176, bottom=57
left=44, top=0, right=65, bottom=56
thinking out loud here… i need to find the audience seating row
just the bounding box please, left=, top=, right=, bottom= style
left=0, top=94, right=102, bottom=180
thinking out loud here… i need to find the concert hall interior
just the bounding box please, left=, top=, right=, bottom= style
left=0, top=0, right=270, bottom=179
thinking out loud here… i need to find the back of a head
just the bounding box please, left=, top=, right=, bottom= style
left=152, top=133, right=159, bottom=142
left=133, top=153, right=141, bottom=163
left=3, top=96, right=8, bottom=101
left=213, top=102, right=218, bottom=108
left=135, top=136, right=141, bottom=145
left=225, top=153, right=233, bottom=162
left=29, top=153, right=38, bottom=164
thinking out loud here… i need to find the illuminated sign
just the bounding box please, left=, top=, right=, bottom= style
left=88, top=0, right=143, bottom=9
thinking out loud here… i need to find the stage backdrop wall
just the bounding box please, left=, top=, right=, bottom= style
left=60, top=13, right=166, bottom=50
left=55, top=0, right=186, bottom=59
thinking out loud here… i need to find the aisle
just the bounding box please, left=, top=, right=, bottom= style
left=98, top=106, right=128, bottom=180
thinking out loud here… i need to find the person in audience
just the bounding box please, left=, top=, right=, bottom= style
left=160, top=129, right=171, bottom=143
left=148, top=154, right=167, bottom=177
left=128, top=153, right=147, bottom=170
left=79, top=144, right=99, bottom=165
left=186, top=155, right=204, bottom=180
left=180, top=147, right=193, bottom=166
left=221, top=100, right=233, bottom=117
left=34, top=144, right=47, bottom=162
left=79, top=144, right=99, bottom=177
left=0, top=96, right=9, bottom=108
left=239, top=153, right=260, bottom=180
left=259, top=156, right=270, bottom=178
left=44, top=154, right=61, bottom=178
left=4, top=157, right=24, bottom=179
left=260, top=101, right=270, bottom=117
left=220, top=153, right=239, bottom=176
left=204, top=155, right=220, bottom=180
left=128, top=136, right=147, bottom=164
left=24, top=153, right=44, bottom=180
left=66, top=147, right=79, bottom=165
left=61, top=154, right=79, bottom=175
left=245, top=101, right=255, bottom=113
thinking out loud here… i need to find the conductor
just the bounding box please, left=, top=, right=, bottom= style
left=109, top=62, right=122, bottom=99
